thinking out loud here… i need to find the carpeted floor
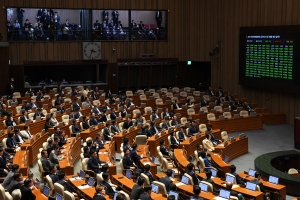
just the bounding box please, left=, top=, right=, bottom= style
left=31, top=123, right=297, bottom=199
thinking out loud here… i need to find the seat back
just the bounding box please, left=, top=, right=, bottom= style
left=69, top=125, right=73, bottom=134
left=193, top=91, right=200, bottom=96
left=161, top=88, right=168, bottom=93
left=126, top=91, right=133, bottom=97
left=214, top=106, right=223, bottom=112
left=96, top=173, right=104, bottom=185
left=223, top=112, right=232, bottom=119
left=132, top=109, right=141, bottom=118
left=199, top=124, right=207, bottom=132
left=140, top=94, right=147, bottom=100
left=15, top=106, right=22, bottom=114
left=2, top=138, right=8, bottom=149
left=144, top=107, right=153, bottom=113
left=166, top=92, right=173, bottom=98
left=37, top=160, right=44, bottom=180
left=198, top=157, right=205, bottom=173
left=180, top=91, right=187, bottom=97
left=63, top=190, right=75, bottom=200
left=225, top=173, right=237, bottom=184
left=153, top=181, right=168, bottom=195
left=201, top=181, right=213, bottom=192
left=43, top=142, right=48, bottom=150
left=62, top=115, right=69, bottom=123
left=207, top=113, right=216, bottom=121
left=135, top=135, right=147, bottom=145
left=140, top=173, right=150, bottom=185
left=161, top=157, right=169, bottom=172
left=180, top=117, right=187, bottom=125
left=184, top=87, right=190, bottom=92
left=82, top=158, right=89, bottom=171
left=119, top=158, right=124, bottom=171
left=187, top=96, right=194, bottom=102
left=155, top=98, right=163, bottom=105
left=118, top=122, right=124, bottom=131
left=230, top=196, right=239, bottom=200
left=119, top=190, right=130, bottom=200
left=46, top=175, right=54, bottom=189
left=0, top=184, right=6, bottom=200
left=240, top=110, right=249, bottom=117
left=153, top=93, right=160, bottom=98
left=173, top=87, right=179, bottom=93
left=200, top=107, right=208, bottom=113
left=221, top=131, right=228, bottom=141
left=187, top=108, right=195, bottom=115
left=184, top=173, right=194, bottom=185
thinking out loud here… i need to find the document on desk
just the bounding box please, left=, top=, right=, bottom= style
left=78, top=185, right=90, bottom=189
left=217, top=144, right=224, bottom=146
left=143, top=162, right=151, bottom=165
left=175, top=182, right=184, bottom=187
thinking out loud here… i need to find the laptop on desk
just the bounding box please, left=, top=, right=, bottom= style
left=181, top=175, right=189, bottom=185
left=213, top=189, right=231, bottom=200
left=151, top=183, right=159, bottom=194
left=248, top=168, right=256, bottom=177
left=268, top=175, right=279, bottom=184
left=246, top=181, right=257, bottom=191
left=199, top=182, right=209, bottom=192
left=43, top=185, right=50, bottom=197
left=56, top=193, right=63, bottom=200
left=225, top=174, right=235, bottom=184
left=211, top=168, right=218, bottom=178
left=168, top=190, right=179, bottom=199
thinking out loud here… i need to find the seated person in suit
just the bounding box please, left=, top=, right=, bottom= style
left=196, top=144, right=209, bottom=157
left=49, top=164, right=59, bottom=184
left=229, top=102, right=237, bottom=111
left=163, top=107, right=172, bottom=118
left=122, top=148, right=143, bottom=177
left=202, top=170, right=219, bottom=193
left=225, top=182, right=245, bottom=200
left=82, top=97, right=92, bottom=108
left=33, top=108, right=45, bottom=120
left=130, top=177, right=145, bottom=200
left=207, top=86, right=215, bottom=96
left=161, top=116, right=170, bottom=129
left=44, top=117, right=54, bottom=132
left=103, top=123, right=113, bottom=141
left=200, top=151, right=215, bottom=172
left=111, top=120, right=120, bottom=134
left=159, top=169, right=173, bottom=192
left=88, top=150, right=105, bottom=174
left=229, top=165, right=245, bottom=186
left=250, top=172, right=270, bottom=199
left=71, top=119, right=81, bottom=135
left=143, top=164, right=154, bottom=184
left=171, top=115, right=179, bottom=126
left=170, top=130, right=179, bottom=148
left=89, top=112, right=98, bottom=126
left=90, top=91, right=97, bottom=100
left=100, top=109, right=109, bottom=122
left=120, top=105, right=128, bottom=118
left=55, top=96, right=63, bottom=106
left=6, top=132, right=18, bottom=150
left=201, top=97, right=209, bottom=107
left=50, top=113, right=59, bottom=126
left=71, top=88, right=78, bottom=97
left=36, top=92, right=44, bottom=101
left=30, top=99, right=39, bottom=109
left=202, top=134, right=215, bottom=152
left=20, top=110, right=29, bottom=123
left=46, top=139, right=54, bottom=156
left=185, top=99, right=194, bottom=108
left=1, top=104, right=9, bottom=117
left=187, top=163, right=199, bottom=185
left=135, top=114, right=144, bottom=126
left=57, top=103, right=65, bottom=113
left=130, top=144, right=142, bottom=168
left=13, top=129, right=25, bottom=145
left=206, top=127, right=221, bottom=145
left=169, top=183, right=184, bottom=200
left=81, top=115, right=90, bottom=129
left=159, top=140, right=176, bottom=164
left=40, top=150, right=51, bottom=173
left=243, top=102, right=254, bottom=112
left=69, top=110, right=77, bottom=120
left=190, top=185, right=204, bottom=200
left=22, top=102, right=32, bottom=111
left=139, top=184, right=152, bottom=200
left=178, top=125, right=187, bottom=141
left=150, top=122, right=160, bottom=135
left=2, top=164, right=19, bottom=188
left=188, top=120, right=198, bottom=136
left=75, top=108, right=83, bottom=119
left=122, top=116, right=133, bottom=130
left=92, top=104, right=102, bottom=116
left=215, top=96, right=224, bottom=106
left=93, top=135, right=105, bottom=150
left=83, top=146, right=91, bottom=159
left=122, top=137, right=132, bottom=151
left=5, top=113, right=17, bottom=127
left=92, top=185, right=106, bottom=200
left=172, top=100, right=180, bottom=110
left=216, top=87, right=224, bottom=97
left=142, top=125, right=152, bottom=138
left=0, top=148, right=9, bottom=177
left=7, top=172, right=23, bottom=194
left=151, top=109, right=159, bottom=121
left=101, top=172, right=120, bottom=197
left=49, top=144, right=63, bottom=168
left=72, top=99, right=81, bottom=111
left=127, top=99, right=135, bottom=108
left=57, top=172, right=78, bottom=197
left=110, top=107, right=117, bottom=121
left=102, top=102, right=110, bottom=111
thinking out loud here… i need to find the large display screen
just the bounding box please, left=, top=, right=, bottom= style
left=239, top=26, right=300, bottom=94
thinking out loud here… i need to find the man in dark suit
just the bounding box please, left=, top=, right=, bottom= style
left=201, top=97, right=209, bottom=107
left=155, top=11, right=162, bottom=28
left=142, top=125, right=152, bottom=138
left=40, top=150, right=51, bottom=173
left=120, top=105, right=128, bottom=118
left=112, top=10, right=119, bottom=25
left=92, top=104, right=102, bottom=116
left=144, top=164, right=154, bottom=184
left=188, top=120, right=198, bottom=136
left=216, top=87, right=224, bottom=97
left=20, top=178, right=36, bottom=199
left=123, top=117, right=133, bottom=130
left=250, top=172, right=270, bottom=199
left=150, top=122, right=159, bottom=135
left=225, top=182, right=245, bottom=200
left=81, top=116, right=90, bottom=129
left=7, top=172, right=23, bottom=193
left=94, top=20, right=101, bottom=30
left=159, top=169, right=173, bottom=192
left=139, top=184, right=152, bottom=200
left=100, top=172, right=115, bottom=196
left=30, top=99, right=39, bottom=109
left=55, top=96, right=63, bottom=106
left=172, top=100, right=180, bottom=110
left=207, top=86, right=215, bottom=96
left=13, top=129, right=25, bottom=145
left=57, top=172, right=77, bottom=194
left=229, top=165, right=245, bottom=185
left=122, top=148, right=143, bottom=176
left=89, top=113, right=98, bottom=126
left=0, top=148, right=9, bottom=177
left=171, top=116, right=179, bottom=126
left=243, top=102, right=254, bottom=112
left=122, top=137, right=132, bottom=152
left=88, top=150, right=103, bottom=174
left=5, top=113, right=17, bottom=127
left=159, top=140, right=170, bottom=157
left=151, top=109, right=159, bottom=121
left=111, top=120, right=120, bottom=134
left=1, top=104, right=9, bottom=117
left=49, top=164, right=59, bottom=184
left=69, top=110, right=76, bottom=120
left=162, top=108, right=171, bottom=119
left=170, top=131, right=179, bottom=149
left=100, top=109, right=109, bottom=122
left=206, top=127, right=221, bottom=145
left=57, top=103, right=65, bottom=113
left=135, top=114, right=144, bottom=126
left=110, top=107, right=117, bottom=121
left=19, top=110, right=29, bottom=123
left=178, top=126, right=187, bottom=141
left=6, top=132, right=17, bottom=150
left=190, top=185, right=204, bottom=200
left=33, top=108, right=45, bottom=120
left=103, top=123, right=112, bottom=141
left=161, top=116, right=170, bottom=130
left=130, top=144, right=142, bottom=168
left=187, top=163, right=199, bottom=185
left=72, top=99, right=81, bottom=111
left=71, top=119, right=81, bottom=135
left=93, top=136, right=105, bottom=150
left=130, top=177, right=145, bottom=200
left=202, top=170, right=219, bottom=193
left=102, top=10, right=109, bottom=24
left=215, top=96, right=224, bottom=106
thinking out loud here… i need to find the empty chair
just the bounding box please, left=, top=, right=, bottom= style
left=221, top=131, right=228, bottom=141
left=288, top=168, right=298, bottom=174
left=193, top=91, right=201, bottom=96
left=137, top=90, right=144, bottom=94
left=135, top=135, right=147, bottom=145
left=161, top=88, right=168, bottom=93
left=180, top=117, right=187, bottom=125
left=126, top=91, right=133, bottom=97
left=223, top=112, right=232, bottom=119
left=132, top=109, right=141, bottom=118
left=152, top=181, right=168, bottom=196
left=200, top=107, right=208, bottom=113
left=50, top=108, right=57, bottom=113
left=144, top=107, right=153, bottom=114
left=180, top=92, right=187, bottom=97
left=214, top=106, right=223, bottom=112
left=187, top=108, right=195, bottom=116
left=119, top=190, right=130, bottom=200
left=184, top=87, right=191, bottom=92
left=173, top=87, right=179, bottom=93
left=46, top=175, right=54, bottom=191
left=140, top=94, right=147, bottom=101
left=239, top=110, right=249, bottom=117
left=153, top=93, right=160, bottom=99
left=64, top=191, right=76, bottom=200
left=201, top=181, right=213, bottom=192
left=148, top=89, right=155, bottom=93
left=155, top=98, right=163, bottom=105
left=187, top=96, right=195, bottom=102
left=166, top=92, right=173, bottom=98
left=0, top=184, right=12, bottom=200
left=199, top=124, right=207, bottom=132
left=207, top=113, right=216, bottom=121
left=15, top=106, right=22, bottom=114
left=62, top=115, right=69, bottom=124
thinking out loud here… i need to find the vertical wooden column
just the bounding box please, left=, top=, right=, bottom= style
left=0, top=43, right=10, bottom=95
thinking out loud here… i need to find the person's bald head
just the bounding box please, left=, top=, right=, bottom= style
left=226, top=181, right=233, bottom=189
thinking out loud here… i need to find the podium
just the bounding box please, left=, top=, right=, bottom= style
left=294, top=118, right=300, bottom=150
